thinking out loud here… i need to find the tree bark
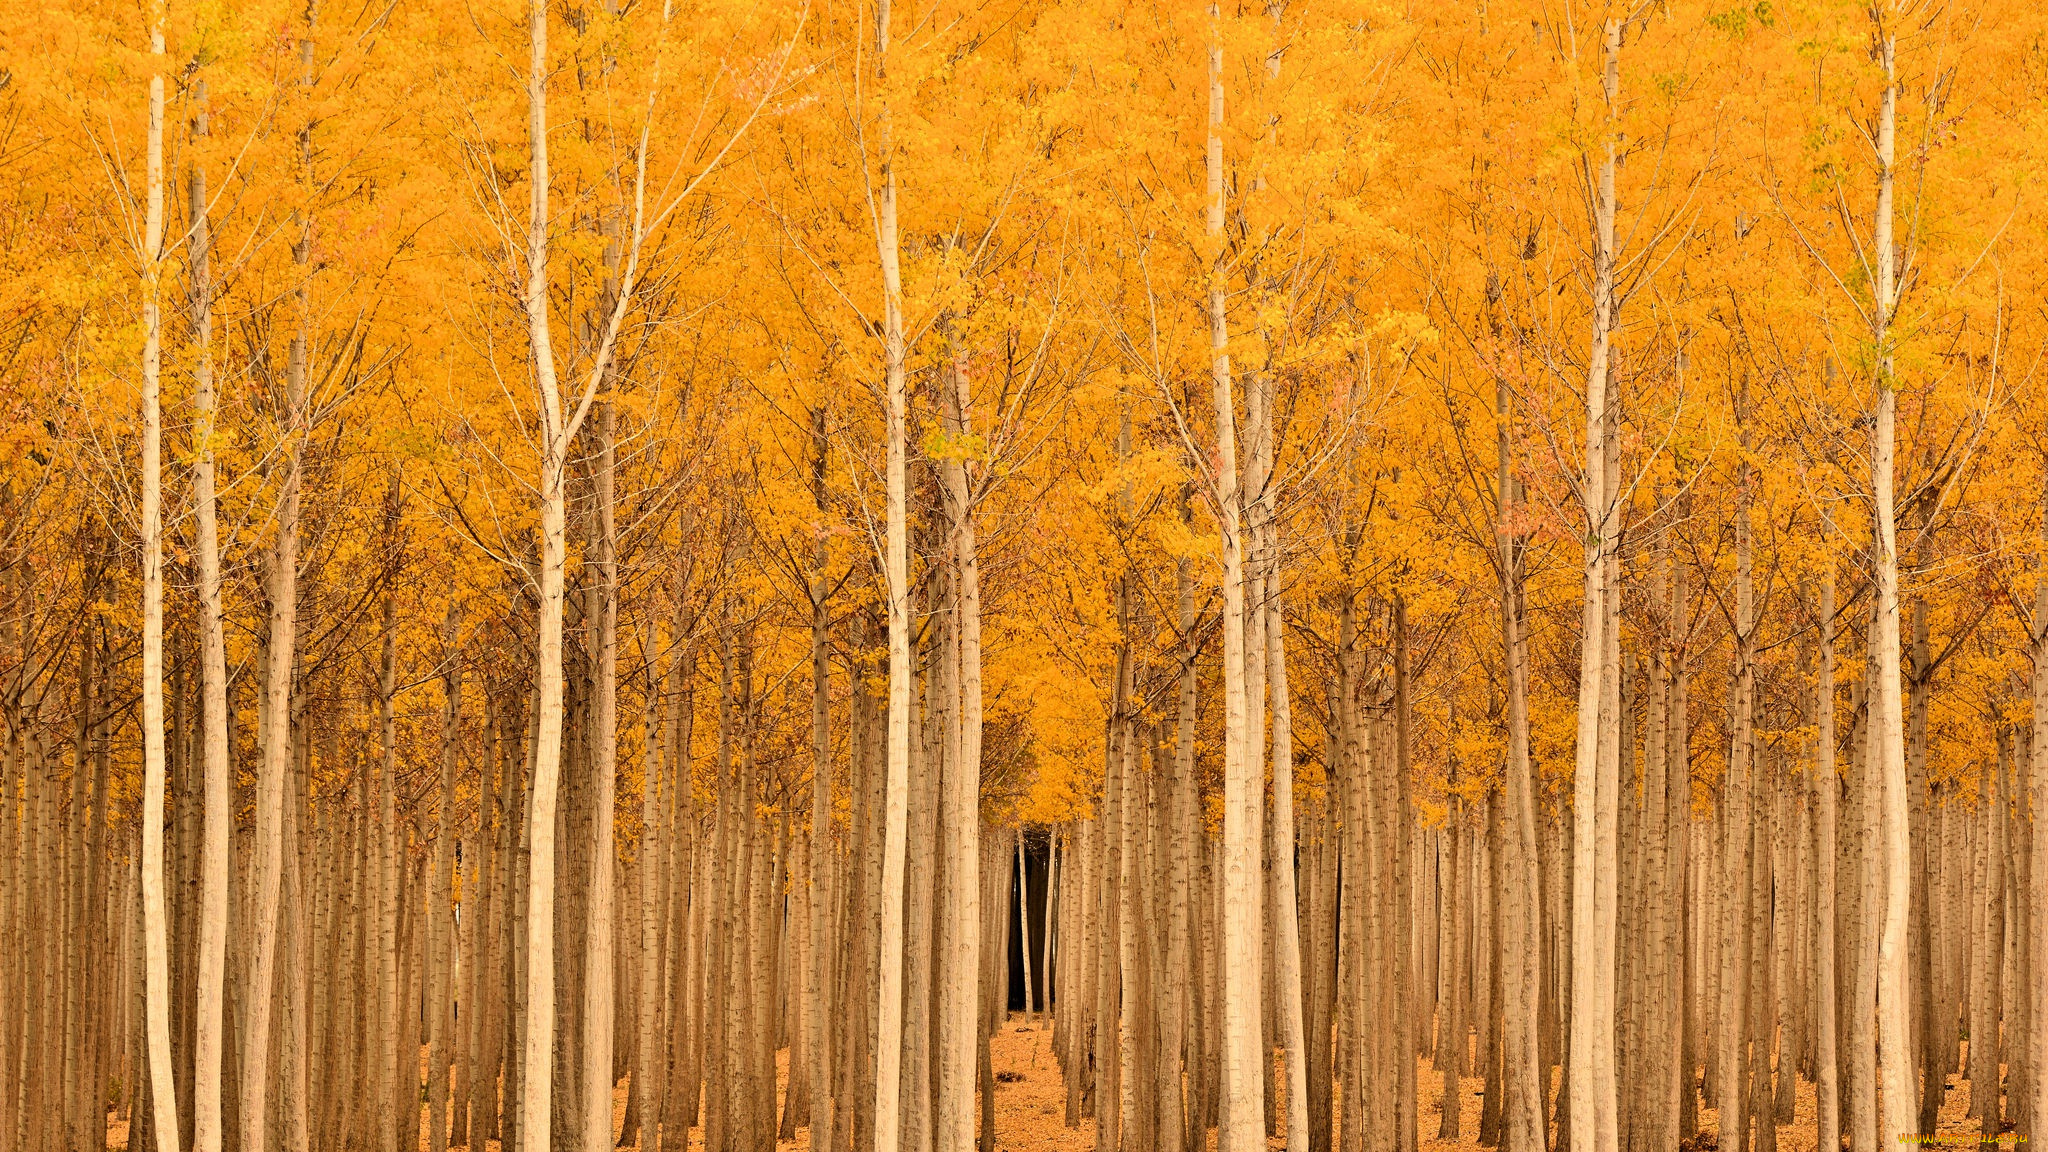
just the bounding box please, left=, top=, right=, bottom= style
left=430, top=607, right=464, bottom=1152
left=1868, top=21, right=1917, bottom=1146
left=2026, top=490, right=2048, bottom=1141
left=139, top=11, right=183, bottom=1147
left=873, top=0, right=915, bottom=1138
left=940, top=347, right=984, bottom=1152
left=187, top=75, right=232, bottom=1152
left=583, top=400, right=620, bottom=1152
left=521, top=0, right=575, bottom=1143
left=1205, top=10, right=1263, bottom=1146
left=808, top=405, right=836, bottom=1152
left=1568, top=21, right=1623, bottom=1152
left=1816, top=571, right=1841, bottom=1152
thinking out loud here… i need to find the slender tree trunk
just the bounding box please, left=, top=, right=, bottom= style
left=808, top=405, right=836, bottom=1152
left=1164, top=562, right=1195, bottom=1152
left=1721, top=380, right=1757, bottom=1152
left=244, top=21, right=315, bottom=1137
left=429, top=608, right=464, bottom=1152
left=940, top=349, right=984, bottom=1152
left=1868, top=21, right=1917, bottom=1146
left=1270, top=586, right=1308, bottom=1152
left=1816, top=571, right=1841, bottom=1152
left=1976, top=741, right=2009, bottom=1148
left=1018, top=832, right=1036, bottom=1020
left=188, top=75, right=232, bottom=1152
left=584, top=400, right=620, bottom=1152
left=1568, top=21, right=1622, bottom=1152
left=139, top=11, right=183, bottom=1146
left=281, top=723, right=313, bottom=1152
left=1496, top=379, right=1543, bottom=1152
left=873, top=0, right=914, bottom=1137
left=2026, top=490, right=2048, bottom=1140
left=521, top=0, right=576, bottom=1144
left=1205, top=11, right=1263, bottom=1147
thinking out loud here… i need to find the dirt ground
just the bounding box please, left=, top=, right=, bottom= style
left=105, top=1017, right=2017, bottom=1151
left=967, top=1016, right=2006, bottom=1152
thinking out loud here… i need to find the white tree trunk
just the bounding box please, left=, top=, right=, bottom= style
left=139, top=10, right=181, bottom=1148
left=1868, top=21, right=1917, bottom=1147
left=939, top=352, right=983, bottom=1152
left=808, top=406, right=835, bottom=1152
left=430, top=607, right=464, bottom=1152
left=378, top=598, right=402, bottom=1152
left=242, top=188, right=309, bottom=1152
left=583, top=401, right=620, bottom=1152
left=521, top=0, right=573, bottom=1144
left=1567, top=20, right=1621, bottom=1152
left=188, top=77, right=232, bottom=1152
left=2029, top=488, right=2048, bottom=1148
left=1207, top=12, right=1264, bottom=1148
left=2030, top=489, right=2048, bottom=1152
left=873, top=0, right=914, bottom=1143
left=1816, top=570, right=1840, bottom=1152
left=634, top=617, right=666, bottom=1152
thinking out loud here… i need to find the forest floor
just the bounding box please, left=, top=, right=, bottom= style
left=652, top=1015, right=2008, bottom=1152
left=103, top=1015, right=2011, bottom=1151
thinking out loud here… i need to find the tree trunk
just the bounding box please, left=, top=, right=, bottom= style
left=940, top=347, right=984, bottom=1152
left=808, top=405, right=835, bottom=1152
left=1018, top=832, right=1036, bottom=1020
left=1163, top=558, right=1196, bottom=1152
left=430, top=608, right=464, bottom=1152
left=520, top=0, right=576, bottom=1143
left=1568, top=21, right=1622, bottom=1152
left=1496, top=378, right=1543, bottom=1152
left=1270, top=583, right=1308, bottom=1152
left=1868, top=22, right=1917, bottom=1146
left=1721, top=379, right=1757, bottom=1152
left=1816, top=571, right=1841, bottom=1152
left=583, top=400, right=620, bottom=1152
left=2026, top=491, right=2048, bottom=1141
left=187, top=74, right=233, bottom=1152
left=1205, top=12, right=1263, bottom=1147
left=139, top=11, right=183, bottom=1147
left=873, top=0, right=914, bottom=1136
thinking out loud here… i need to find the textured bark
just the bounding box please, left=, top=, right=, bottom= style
left=1206, top=12, right=1263, bottom=1145
left=1668, top=538, right=1696, bottom=1143
left=429, top=608, right=464, bottom=1152
left=1437, top=783, right=1464, bottom=1144
left=633, top=623, right=665, bottom=1152
left=1044, top=832, right=1058, bottom=1027
left=583, top=401, right=620, bottom=1152
left=1815, top=570, right=1841, bottom=1152
left=2027, top=494, right=2048, bottom=1142
left=1973, top=739, right=2008, bottom=1147
left=1017, top=832, right=1036, bottom=1021
left=808, top=406, right=835, bottom=1152
left=1721, top=379, right=1757, bottom=1152
left=1839, top=675, right=1866, bottom=1150
left=139, top=11, right=183, bottom=1147
left=1163, top=566, right=1195, bottom=1152
left=245, top=16, right=315, bottom=1147
left=905, top=628, right=937, bottom=1152
left=1270, top=585, right=1308, bottom=1152
left=186, top=78, right=233, bottom=1152
left=378, top=597, right=403, bottom=1152
left=1567, top=22, right=1623, bottom=1152
left=1869, top=24, right=1917, bottom=1142
left=873, top=0, right=915, bottom=1135
left=521, top=0, right=574, bottom=1143
left=940, top=351, right=984, bottom=1152
left=1496, top=378, right=1543, bottom=1152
